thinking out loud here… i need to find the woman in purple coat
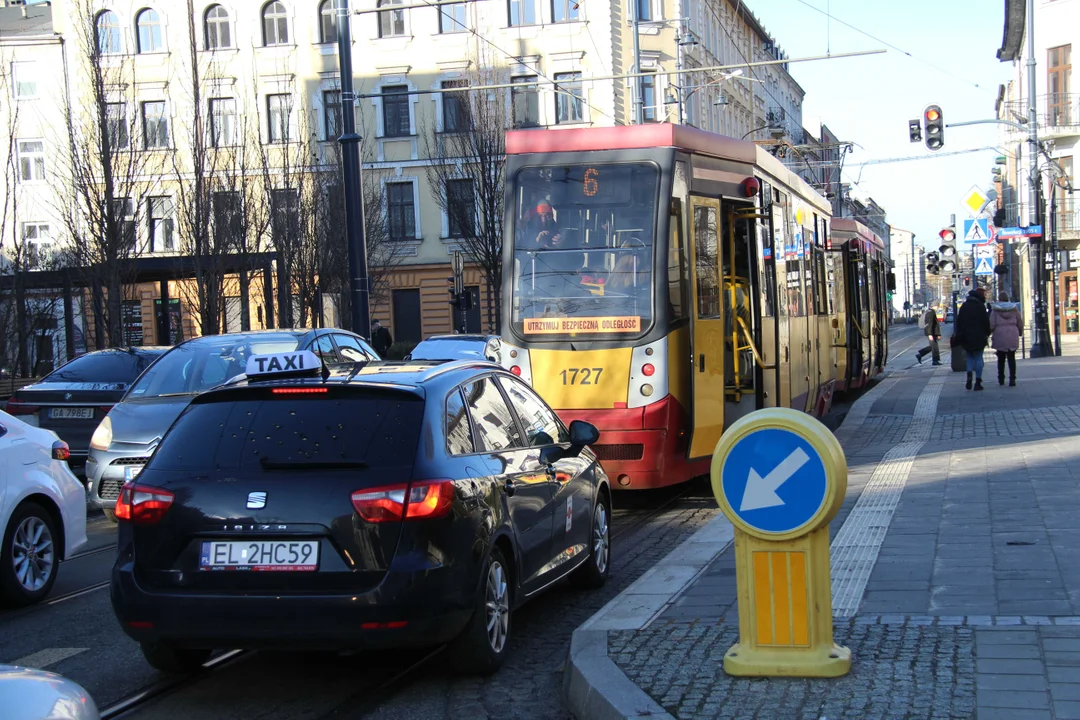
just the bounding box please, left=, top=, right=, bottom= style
left=990, top=292, right=1024, bottom=386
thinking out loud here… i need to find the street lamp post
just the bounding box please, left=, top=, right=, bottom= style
left=336, top=0, right=371, bottom=337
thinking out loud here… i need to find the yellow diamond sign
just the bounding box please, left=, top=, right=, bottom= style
left=962, top=186, right=989, bottom=217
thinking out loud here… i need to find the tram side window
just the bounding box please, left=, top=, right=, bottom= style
left=694, top=205, right=721, bottom=319
left=814, top=247, right=829, bottom=315
left=668, top=201, right=689, bottom=321
left=802, top=225, right=815, bottom=316
left=758, top=182, right=776, bottom=317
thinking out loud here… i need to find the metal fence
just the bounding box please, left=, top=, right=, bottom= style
left=1003, top=94, right=1080, bottom=130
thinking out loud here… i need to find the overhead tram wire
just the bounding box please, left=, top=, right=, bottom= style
left=790, top=0, right=994, bottom=94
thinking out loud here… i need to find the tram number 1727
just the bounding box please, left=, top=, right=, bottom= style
left=560, top=368, right=604, bottom=385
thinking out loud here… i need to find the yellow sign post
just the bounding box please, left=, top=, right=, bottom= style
left=710, top=407, right=850, bottom=677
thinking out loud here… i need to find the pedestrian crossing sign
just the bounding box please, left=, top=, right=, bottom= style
left=963, top=218, right=990, bottom=244
left=974, top=255, right=995, bottom=275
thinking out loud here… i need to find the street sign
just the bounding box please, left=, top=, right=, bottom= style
left=998, top=225, right=1043, bottom=239
left=962, top=218, right=990, bottom=244
left=711, top=408, right=850, bottom=678
left=962, top=186, right=989, bottom=217
left=974, top=256, right=995, bottom=275
left=1069, top=250, right=1080, bottom=262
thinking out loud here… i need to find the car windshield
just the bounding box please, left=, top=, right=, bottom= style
left=509, top=163, right=659, bottom=341
left=126, top=333, right=302, bottom=399
left=42, top=350, right=160, bottom=385
left=409, top=339, right=489, bottom=360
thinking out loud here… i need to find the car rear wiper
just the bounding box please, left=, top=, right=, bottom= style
left=258, top=457, right=369, bottom=471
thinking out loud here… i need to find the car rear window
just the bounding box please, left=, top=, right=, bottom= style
left=43, top=351, right=158, bottom=384
left=150, top=389, right=425, bottom=472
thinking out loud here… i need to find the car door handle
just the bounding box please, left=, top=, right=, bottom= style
left=502, top=478, right=516, bottom=497
left=699, top=354, right=705, bottom=372
left=545, top=465, right=556, bottom=480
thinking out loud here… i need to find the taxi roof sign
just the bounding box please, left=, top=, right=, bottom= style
left=245, top=350, right=322, bottom=378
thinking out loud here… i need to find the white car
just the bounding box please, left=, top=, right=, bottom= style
left=0, top=410, right=88, bottom=607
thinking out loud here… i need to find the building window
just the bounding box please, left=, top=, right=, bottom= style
left=148, top=197, right=175, bottom=252
left=96, top=10, right=122, bottom=55
left=112, top=198, right=137, bottom=252
left=642, top=71, right=656, bottom=122
left=447, top=178, right=475, bottom=237
left=378, top=0, right=406, bottom=38
left=12, top=62, right=37, bottom=99
left=267, top=94, right=292, bottom=143
left=508, top=0, right=536, bottom=26
left=386, top=182, right=415, bottom=240
left=511, top=75, right=539, bottom=128
left=270, top=189, right=300, bottom=245
left=442, top=80, right=470, bottom=132
left=213, top=191, right=242, bottom=247
left=1048, top=44, right=1072, bottom=126
left=552, top=0, right=579, bottom=22
left=17, top=140, right=45, bottom=182
left=205, top=5, right=232, bottom=49
left=634, top=0, right=651, bottom=22
left=142, top=101, right=169, bottom=149
left=555, top=72, right=583, bottom=124
left=439, top=2, right=467, bottom=32
left=209, top=98, right=236, bottom=147
left=320, top=0, right=343, bottom=43
left=382, top=85, right=410, bottom=137
left=106, top=103, right=130, bottom=149
left=136, top=9, right=163, bottom=53
left=262, top=1, right=290, bottom=46
left=22, top=223, right=51, bottom=269
left=321, top=89, right=342, bottom=140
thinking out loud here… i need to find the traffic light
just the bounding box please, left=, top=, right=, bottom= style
left=926, top=251, right=941, bottom=275
left=908, top=119, right=922, bottom=143
left=923, top=104, right=944, bottom=151
left=447, top=276, right=461, bottom=308
left=993, top=207, right=1006, bottom=228
left=938, top=227, right=957, bottom=272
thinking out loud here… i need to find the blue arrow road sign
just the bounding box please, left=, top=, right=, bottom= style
left=720, top=427, right=828, bottom=534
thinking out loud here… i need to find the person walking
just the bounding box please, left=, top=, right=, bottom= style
left=915, top=306, right=943, bottom=365
left=954, top=287, right=992, bottom=391
left=370, top=320, right=393, bottom=357
left=990, top=292, right=1023, bottom=386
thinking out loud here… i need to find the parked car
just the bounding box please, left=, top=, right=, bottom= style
left=85, top=329, right=379, bottom=521
left=0, top=410, right=88, bottom=607
left=406, top=334, right=503, bottom=364
left=0, top=665, right=99, bottom=720
left=4, top=348, right=168, bottom=470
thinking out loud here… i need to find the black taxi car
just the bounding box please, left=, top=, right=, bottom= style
left=110, top=352, right=611, bottom=675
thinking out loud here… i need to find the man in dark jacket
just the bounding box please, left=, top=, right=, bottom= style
left=370, top=320, right=393, bottom=357
left=954, top=287, right=992, bottom=390
left=915, top=307, right=943, bottom=365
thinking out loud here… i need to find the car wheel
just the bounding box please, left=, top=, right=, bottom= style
left=140, top=642, right=212, bottom=674
left=102, top=508, right=117, bottom=523
left=569, top=491, right=611, bottom=590
left=0, top=502, right=59, bottom=607
left=451, top=545, right=512, bottom=675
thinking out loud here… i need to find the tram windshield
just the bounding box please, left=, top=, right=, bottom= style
left=509, top=163, right=660, bottom=340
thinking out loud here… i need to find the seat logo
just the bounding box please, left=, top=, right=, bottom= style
left=246, top=491, right=267, bottom=509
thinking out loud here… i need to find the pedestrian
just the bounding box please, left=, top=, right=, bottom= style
left=914, top=306, right=943, bottom=365
left=370, top=320, right=393, bottom=357
left=954, top=287, right=992, bottom=391
left=989, top=292, right=1023, bottom=386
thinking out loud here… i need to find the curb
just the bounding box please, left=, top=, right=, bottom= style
left=561, top=367, right=898, bottom=720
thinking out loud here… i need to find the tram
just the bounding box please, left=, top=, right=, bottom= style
left=829, top=218, right=890, bottom=392
left=498, top=123, right=889, bottom=490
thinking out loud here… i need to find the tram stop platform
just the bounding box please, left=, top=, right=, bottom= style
left=565, top=330, right=1080, bottom=720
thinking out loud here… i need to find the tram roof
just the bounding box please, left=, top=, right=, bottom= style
left=830, top=218, right=886, bottom=251
left=506, top=124, right=831, bottom=215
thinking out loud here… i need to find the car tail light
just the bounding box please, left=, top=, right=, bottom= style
left=271, top=387, right=328, bottom=395
left=99, top=405, right=114, bottom=415
left=51, top=441, right=70, bottom=461
left=115, top=483, right=175, bottom=525
left=6, top=398, right=39, bottom=416
left=351, top=479, right=454, bottom=523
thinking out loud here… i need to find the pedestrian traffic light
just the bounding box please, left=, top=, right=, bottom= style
left=908, top=119, right=922, bottom=143
left=447, top=276, right=461, bottom=308
left=926, top=251, right=941, bottom=275
left=923, top=104, right=944, bottom=151
left=938, top=227, right=957, bottom=272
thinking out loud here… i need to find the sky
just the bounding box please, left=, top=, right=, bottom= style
left=747, top=0, right=1014, bottom=249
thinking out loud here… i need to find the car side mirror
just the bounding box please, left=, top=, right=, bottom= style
left=567, top=420, right=600, bottom=457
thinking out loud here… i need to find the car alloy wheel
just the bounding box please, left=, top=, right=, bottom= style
left=12, top=516, right=54, bottom=593
left=592, top=503, right=609, bottom=575
left=485, top=560, right=509, bottom=654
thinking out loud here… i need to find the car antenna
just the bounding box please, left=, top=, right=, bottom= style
left=313, top=328, right=331, bottom=383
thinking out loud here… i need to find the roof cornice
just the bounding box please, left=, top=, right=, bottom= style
left=997, top=0, right=1025, bottom=62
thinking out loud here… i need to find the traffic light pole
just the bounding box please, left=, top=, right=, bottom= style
left=336, top=1, right=371, bottom=338
left=1025, top=0, right=1053, bottom=358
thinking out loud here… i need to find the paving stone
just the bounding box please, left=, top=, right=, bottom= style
left=977, top=689, right=1051, bottom=710
left=1050, top=683, right=1080, bottom=701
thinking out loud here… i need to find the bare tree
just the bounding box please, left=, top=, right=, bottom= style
left=0, top=51, right=23, bottom=374
left=422, top=46, right=508, bottom=331
left=54, top=0, right=157, bottom=348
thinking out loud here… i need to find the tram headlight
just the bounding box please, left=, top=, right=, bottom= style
left=640, top=384, right=654, bottom=397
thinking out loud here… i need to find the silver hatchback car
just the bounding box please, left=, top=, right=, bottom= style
left=85, top=329, right=379, bottom=521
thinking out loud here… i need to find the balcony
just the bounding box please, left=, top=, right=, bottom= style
left=1003, top=94, right=1080, bottom=139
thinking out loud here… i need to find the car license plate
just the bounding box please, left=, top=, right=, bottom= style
left=199, top=540, right=319, bottom=571
left=49, top=407, right=94, bottom=420
left=124, top=465, right=143, bottom=481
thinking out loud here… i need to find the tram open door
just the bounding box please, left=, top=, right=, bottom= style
left=686, top=191, right=773, bottom=461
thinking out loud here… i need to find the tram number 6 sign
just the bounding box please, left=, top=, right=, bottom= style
left=583, top=167, right=599, bottom=196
